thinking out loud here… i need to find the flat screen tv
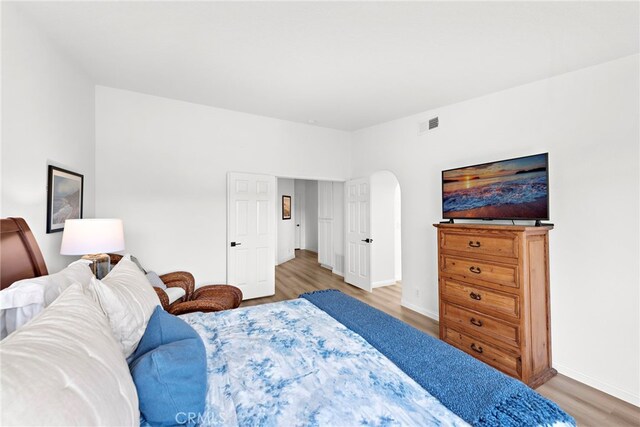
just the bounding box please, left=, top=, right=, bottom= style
left=442, top=153, right=549, bottom=220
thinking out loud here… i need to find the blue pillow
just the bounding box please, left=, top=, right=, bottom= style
left=130, top=306, right=199, bottom=362
left=130, top=338, right=207, bottom=426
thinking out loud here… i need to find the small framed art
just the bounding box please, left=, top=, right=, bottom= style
left=47, top=165, right=84, bottom=233
left=282, top=195, right=291, bottom=220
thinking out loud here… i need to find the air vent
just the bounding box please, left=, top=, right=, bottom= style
left=418, top=116, right=439, bottom=136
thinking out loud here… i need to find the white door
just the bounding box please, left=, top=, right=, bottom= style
left=345, top=177, right=372, bottom=291
left=227, top=172, right=276, bottom=300
left=318, top=219, right=333, bottom=267
left=318, top=181, right=334, bottom=268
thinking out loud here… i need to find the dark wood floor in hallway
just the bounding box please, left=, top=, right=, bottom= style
left=241, top=250, right=640, bottom=427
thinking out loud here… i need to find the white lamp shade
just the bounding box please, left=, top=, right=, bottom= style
left=60, top=219, right=125, bottom=255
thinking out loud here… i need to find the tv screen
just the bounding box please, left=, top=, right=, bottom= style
left=442, top=153, right=549, bottom=220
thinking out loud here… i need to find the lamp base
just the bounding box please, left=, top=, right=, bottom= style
left=81, top=253, right=111, bottom=279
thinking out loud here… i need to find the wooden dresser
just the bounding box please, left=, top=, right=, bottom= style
left=434, top=223, right=555, bottom=388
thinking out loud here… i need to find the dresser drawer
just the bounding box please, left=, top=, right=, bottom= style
left=441, top=302, right=520, bottom=348
left=443, top=327, right=520, bottom=378
left=441, top=231, right=518, bottom=259
left=441, top=279, right=520, bottom=319
left=441, top=255, right=519, bottom=289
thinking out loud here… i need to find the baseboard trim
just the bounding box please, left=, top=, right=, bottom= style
left=400, top=303, right=639, bottom=407
left=554, top=362, right=640, bottom=406
left=332, top=269, right=344, bottom=278
left=372, top=279, right=396, bottom=288
left=277, top=254, right=295, bottom=265
left=400, top=300, right=439, bottom=322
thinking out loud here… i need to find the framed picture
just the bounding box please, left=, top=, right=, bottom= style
left=47, top=165, right=84, bottom=233
left=282, top=195, right=291, bottom=220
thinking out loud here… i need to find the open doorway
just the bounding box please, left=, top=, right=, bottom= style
left=271, top=176, right=352, bottom=302
left=275, top=179, right=319, bottom=265
left=275, top=178, right=344, bottom=274
left=227, top=171, right=400, bottom=304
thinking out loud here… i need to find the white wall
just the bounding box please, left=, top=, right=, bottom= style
left=350, top=54, right=640, bottom=405
left=370, top=171, right=399, bottom=286
left=95, top=87, right=350, bottom=285
left=1, top=4, right=96, bottom=273
left=394, top=183, right=402, bottom=281
left=304, top=180, right=318, bottom=252
left=276, top=178, right=295, bottom=265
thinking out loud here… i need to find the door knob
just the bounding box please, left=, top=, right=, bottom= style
left=361, top=238, right=373, bottom=243
left=230, top=242, right=241, bottom=247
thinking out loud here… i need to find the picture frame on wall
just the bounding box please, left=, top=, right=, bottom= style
left=47, top=165, right=84, bottom=233
left=282, top=195, right=291, bottom=220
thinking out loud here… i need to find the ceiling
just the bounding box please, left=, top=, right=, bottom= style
left=10, top=1, right=639, bottom=131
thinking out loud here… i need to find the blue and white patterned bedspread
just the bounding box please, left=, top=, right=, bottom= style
left=181, top=299, right=469, bottom=427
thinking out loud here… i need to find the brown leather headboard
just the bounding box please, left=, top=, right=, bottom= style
left=1, top=218, right=48, bottom=289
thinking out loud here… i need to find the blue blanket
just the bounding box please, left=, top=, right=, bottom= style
left=301, top=289, right=575, bottom=427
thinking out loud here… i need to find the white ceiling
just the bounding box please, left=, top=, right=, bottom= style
left=11, top=1, right=639, bottom=131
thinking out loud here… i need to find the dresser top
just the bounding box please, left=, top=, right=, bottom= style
left=433, top=223, right=553, bottom=231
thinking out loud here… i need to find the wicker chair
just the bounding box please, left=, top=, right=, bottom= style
left=168, top=285, right=243, bottom=315
left=108, top=254, right=195, bottom=311
left=107, top=254, right=242, bottom=314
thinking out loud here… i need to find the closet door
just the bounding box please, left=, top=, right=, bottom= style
left=318, top=181, right=334, bottom=268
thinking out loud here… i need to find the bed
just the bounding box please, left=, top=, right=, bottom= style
left=0, top=217, right=575, bottom=426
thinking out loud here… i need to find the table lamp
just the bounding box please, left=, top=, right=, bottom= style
left=60, top=218, right=125, bottom=279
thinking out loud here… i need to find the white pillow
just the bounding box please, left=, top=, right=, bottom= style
left=0, top=262, right=94, bottom=339
left=164, top=286, right=186, bottom=304
left=0, top=283, right=139, bottom=426
left=90, top=258, right=160, bottom=358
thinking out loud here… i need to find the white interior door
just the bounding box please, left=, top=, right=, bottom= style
left=345, top=177, right=372, bottom=291
left=227, top=172, right=276, bottom=300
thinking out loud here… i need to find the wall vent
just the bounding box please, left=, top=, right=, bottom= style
left=418, top=116, right=439, bottom=135
left=429, top=117, right=439, bottom=129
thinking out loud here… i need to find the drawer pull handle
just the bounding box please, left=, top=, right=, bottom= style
left=468, top=241, right=481, bottom=248
left=470, top=318, right=483, bottom=327
left=470, top=343, right=484, bottom=354
left=469, top=292, right=482, bottom=301
left=469, top=266, right=482, bottom=274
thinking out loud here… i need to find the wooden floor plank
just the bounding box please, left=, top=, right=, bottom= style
left=241, top=250, right=640, bottom=427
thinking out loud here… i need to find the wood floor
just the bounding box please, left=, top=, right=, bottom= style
left=242, top=250, right=640, bottom=427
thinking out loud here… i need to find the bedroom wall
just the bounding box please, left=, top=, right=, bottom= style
left=350, top=54, right=640, bottom=405
left=394, top=185, right=402, bottom=281
left=1, top=4, right=96, bottom=273
left=276, top=178, right=295, bottom=265
left=95, top=87, right=350, bottom=286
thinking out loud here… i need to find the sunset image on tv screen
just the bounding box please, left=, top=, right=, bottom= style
left=442, top=153, right=548, bottom=219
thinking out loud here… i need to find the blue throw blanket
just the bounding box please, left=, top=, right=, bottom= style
left=301, top=289, right=575, bottom=427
